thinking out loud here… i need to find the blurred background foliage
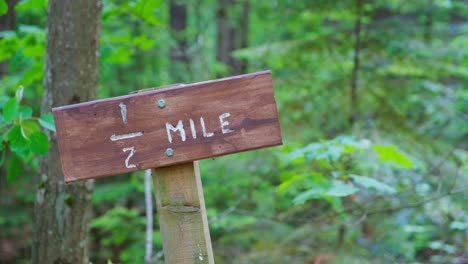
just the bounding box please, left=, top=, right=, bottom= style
left=1, top=0, right=467, bottom=263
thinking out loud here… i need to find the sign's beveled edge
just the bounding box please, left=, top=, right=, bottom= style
left=52, top=70, right=272, bottom=111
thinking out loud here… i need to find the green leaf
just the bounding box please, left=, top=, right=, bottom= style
left=6, top=125, right=30, bottom=158
left=449, top=221, right=468, bottom=230
left=20, top=120, right=40, bottom=139
left=3, top=97, right=19, bottom=123
left=15, top=0, right=47, bottom=11
left=19, top=106, right=33, bottom=119
left=277, top=174, right=307, bottom=193
left=39, top=112, right=56, bottom=132
left=325, top=196, right=344, bottom=214
left=29, top=131, right=49, bottom=155
left=7, top=154, right=22, bottom=184
left=293, top=180, right=358, bottom=205
left=0, top=0, right=7, bottom=16
left=373, top=145, right=414, bottom=168
left=326, top=180, right=359, bottom=197
left=350, top=174, right=396, bottom=194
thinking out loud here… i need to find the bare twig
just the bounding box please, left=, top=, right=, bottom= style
left=365, top=187, right=467, bottom=216
left=144, top=169, right=153, bottom=264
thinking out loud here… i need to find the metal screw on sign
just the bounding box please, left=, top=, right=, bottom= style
left=165, top=148, right=174, bottom=157
left=158, top=99, right=166, bottom=108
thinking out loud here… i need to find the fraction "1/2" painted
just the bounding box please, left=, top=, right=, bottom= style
left=166, top=112, right=234, bottom=143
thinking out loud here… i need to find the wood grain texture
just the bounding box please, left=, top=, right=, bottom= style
left=152, top=162, right=214, bottom=264
left=53, top=70, right=282, bottom=182
left=32, top=0, right=101, bottom=263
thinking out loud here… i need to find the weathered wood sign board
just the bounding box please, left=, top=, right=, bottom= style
left=53, top=71, right=282, bottom=182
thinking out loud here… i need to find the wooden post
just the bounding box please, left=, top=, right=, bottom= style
left=152, top=161, right=214, bottom=263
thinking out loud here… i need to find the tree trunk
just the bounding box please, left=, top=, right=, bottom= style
left=235, top=0, right=249, bottom=75
left=169, top=0, right=189, bottom=83
left=424, top=0, right=434, bottom=43
left=349, top=0, right=363, bottom=127
left=32, top=1, right=101, bottom=263
left=216, top=0, right=249, bottom=76
left=0, top=0, right=18, bottom=77
left=216, top=0, right=235, bottom=76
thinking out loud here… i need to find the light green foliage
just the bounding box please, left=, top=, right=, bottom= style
left=0, top=86, right=54, bottom=183
left=350, top=174, right=396, bottom=194
left=91, top=206, right=162, bottom=263
left=91, top=207, right=145, bottom=246
left=3, top=97, right=18, bottom=122
left=38, top=112, right=55, bottom=132
left=0, top=0, right=7, bottom=16
left=373, top=145, right=414, bottom=168
left=277, top=136, right=404, bottom=209
left=293, top=179, right=358, bottom=205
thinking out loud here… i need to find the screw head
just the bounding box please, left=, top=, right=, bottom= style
left=158, top=99, right=166, bottom=108
left=165, top=148, right=174, bottom=157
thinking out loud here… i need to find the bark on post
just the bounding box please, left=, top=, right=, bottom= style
left=32, top=0, right=101, bottom=263
left=152, top=162, right=214, bottom=264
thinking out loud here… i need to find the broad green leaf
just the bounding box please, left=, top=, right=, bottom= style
left=7, top=125, right=30, bottom=158
left=293, top=187, right=327, bottom=205
left=324, top=196, right=344, bottom=214
left=131, top=0, right=160, bottom=26
left=3, top=97, right=19, bottom=123
left=305, top=144, right=345, bottom=161
left=133, top=35, right=156, bottom=50
left=6, top=154, right=21, bottom=184
left=277, top=174, right=307, bottom=193
left=326, top=180, right=358, bottom=197
left=39, top=112, right=56, bottom=132
left=293, top=180, right=358, bottom=205
left=449, top=221, right=468, bottom=230
left=29, top=131, right=49, bottom=155
left=373, top=145, right=414, bottom=168
left=19, top=106, right=33, bottom=119
left=350, top=174, right=396, bottom=194
left=20, top=120, right=40, bottom=139
left=0, top=0, right=7, bottom=16
left=15, top=0, right=47, bottom=11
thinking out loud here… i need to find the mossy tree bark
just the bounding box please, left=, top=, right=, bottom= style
left=32, top=1, right=101, bottom=263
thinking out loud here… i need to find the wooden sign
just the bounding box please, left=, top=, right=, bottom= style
left=53, top=71, right=282, bottom=182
